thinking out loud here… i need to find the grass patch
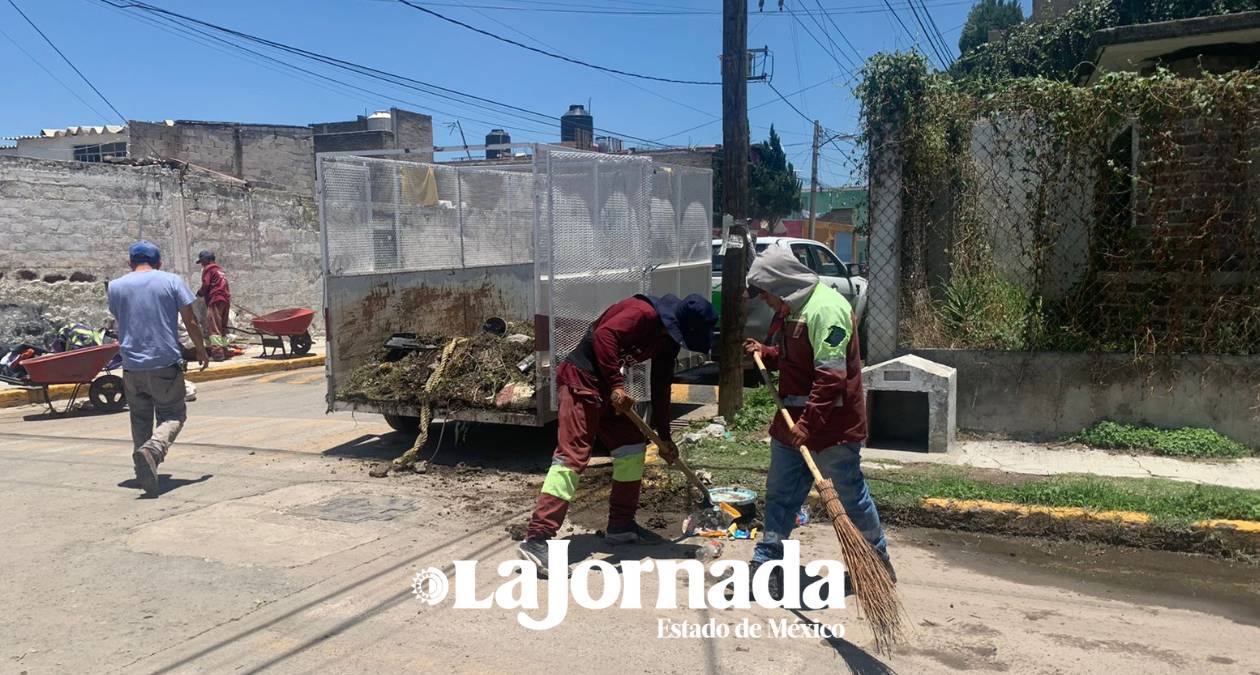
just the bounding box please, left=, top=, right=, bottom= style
left=1075, top=421, right=1256, bottom=459
left=867, top=464, right=1260, bottom=525
left=672, top=433, right=1260, bottom=525
left=729, top=386, right=777, bottom=432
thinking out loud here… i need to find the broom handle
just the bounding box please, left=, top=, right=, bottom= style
left=751, top=351, right=828, bottom=484
left=623, top=407, right=713, bottom=506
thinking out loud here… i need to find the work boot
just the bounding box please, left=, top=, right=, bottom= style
left=517, top=538, right=551, bottom=579
left=605, top=521, right=668, bottom=545
left=132, top=446, right=160, bottom=497
left=749, top=560, right=785, bottom=601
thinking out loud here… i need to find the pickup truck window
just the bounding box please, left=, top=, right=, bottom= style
left=812, top=245, right=846, bottom=277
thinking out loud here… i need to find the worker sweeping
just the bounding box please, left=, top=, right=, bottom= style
left=742, top=246, right=892, bottom=598
left=518, top=293, right=717, bottom=574
left=195, top=250, right=231, bottom=361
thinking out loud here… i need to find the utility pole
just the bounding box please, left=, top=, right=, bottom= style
left=718, top=0, right=749, bottom=419
left=807, top=119, right=820, bottom=242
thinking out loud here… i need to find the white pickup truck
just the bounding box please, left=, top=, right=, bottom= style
left=712, top=236, right=868, bottom=350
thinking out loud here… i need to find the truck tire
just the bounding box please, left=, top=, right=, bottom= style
left=383, top=414, right=421, bottom=434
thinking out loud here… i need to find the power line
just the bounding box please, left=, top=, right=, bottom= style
left=783, top=1, right=851, bottom=72
left=903, top=0, right=950, bottom=68
left=359, top=0, right=976, bottom=17
left=6, top=0, right=126, bottom=123
left=99, top=1, right=674, bottom=148
left=651, top=74, right=840, bottom=142
left=812, top=0, right=865, bottom=65
left=109, top=3, right=558, bottom=138
left=794, top=0, right=858, bottom=71
left=767, top=81, right=812, bottom=126
left=446, top=0, right=716, bottom=120
left=874, top=0, right=924, bottom=59
left=389, top=0, right=720, bottom=85
left=914, top=0, right=955, bottom=66
left=0, top=24, right=112, bottom=122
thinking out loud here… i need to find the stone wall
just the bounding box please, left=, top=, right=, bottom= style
left=0, top=155, right=321, bottom=346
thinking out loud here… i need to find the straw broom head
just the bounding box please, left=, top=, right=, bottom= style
left=817, top=479, right=908, bottom=656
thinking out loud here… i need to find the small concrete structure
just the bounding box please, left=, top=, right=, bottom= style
left=863, top=354, right=957, bottom=453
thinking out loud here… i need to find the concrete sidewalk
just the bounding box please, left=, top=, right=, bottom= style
left=0, top=344, right=324, bottom=409
left=865, top=439, right=1260, bottom=491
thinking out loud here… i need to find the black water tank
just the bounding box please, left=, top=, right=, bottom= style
left=560, top=104, right=593, bottom=149
left=485, top=128, right=510, bottom=159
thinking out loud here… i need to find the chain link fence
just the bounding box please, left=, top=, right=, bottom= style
left=864, top=82, right=1260, bottom=358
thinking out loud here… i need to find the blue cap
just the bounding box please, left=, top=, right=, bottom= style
left=644, top=293, right=718, bottom=355
left=196, top=250, right=215, bottom=264
left=129, top=240, right=161, bottom=266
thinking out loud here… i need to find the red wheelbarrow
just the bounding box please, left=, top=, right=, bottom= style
left=238, top=308, right=316, bottom=358
left=0, top=343, right=125, bottom=415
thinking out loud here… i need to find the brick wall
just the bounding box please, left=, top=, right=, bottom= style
left=0, top=155, right=322, bottom=345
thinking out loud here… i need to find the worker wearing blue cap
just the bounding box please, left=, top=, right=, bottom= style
left=106, top=240, right=209, bottom=497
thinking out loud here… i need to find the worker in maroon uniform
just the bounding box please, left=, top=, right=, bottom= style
left=195, top=250, right=231, bottom=361
left=519, top=293, right=717, bottom=573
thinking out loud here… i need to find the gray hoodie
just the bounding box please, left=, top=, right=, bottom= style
left=746, top=245, right=819, bottom=313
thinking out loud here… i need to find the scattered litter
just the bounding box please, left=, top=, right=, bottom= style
left=795, top=508, right=810, bottom=527
left=646, top=515, right=669, bottom=530
left=703, top=423, right=726, bottom=438
left=412, top=460, right=429, bottom=474
left=711, top=416, right=727, bottom=426
left=694, top=540, right=724, bottom=562
left=505, top=523, right=527, bottom=541
left=368, top=464, right=390, bottom=478
left=494, top=382, right=535, bottom=409
left=735, top=645, right=750, bottom=652
left=682, top=432, right=705, bottom=444
left=695, top=470, right=713, bottom=486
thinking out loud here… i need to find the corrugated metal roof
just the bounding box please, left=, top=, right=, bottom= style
left=3, top=124, right=127, bottom=141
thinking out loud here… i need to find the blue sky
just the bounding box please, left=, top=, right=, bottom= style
left=1, top=0, right=1031, bottom=186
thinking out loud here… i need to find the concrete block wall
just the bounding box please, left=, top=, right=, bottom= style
left=130, top=121, right=315, bottom=194
left=0, top=155, right=321, bottom=346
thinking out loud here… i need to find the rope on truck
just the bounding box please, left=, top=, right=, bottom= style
left=393, top=336, right=466, bottom=468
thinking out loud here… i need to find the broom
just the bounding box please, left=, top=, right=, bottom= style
left=752, top=351, right=907, bottom=655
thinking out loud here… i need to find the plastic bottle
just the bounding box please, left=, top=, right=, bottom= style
left=694, top=539, right=724, bottom=562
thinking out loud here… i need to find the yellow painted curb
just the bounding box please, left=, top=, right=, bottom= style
left=0, top=355, right=324, bottom=409
left=1194, top=518, right=1260, bottom=534
left=920, top=497, right=1153, bottom=525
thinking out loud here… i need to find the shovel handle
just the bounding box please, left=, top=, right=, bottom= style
left=751, top=351, right=827, bottom=485
left=623, top=407, right=712, bottom=507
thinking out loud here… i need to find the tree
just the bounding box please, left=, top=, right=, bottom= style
left=958, top=0, right=1024, bottom=56
left=714, top=126, right=801, bottom=225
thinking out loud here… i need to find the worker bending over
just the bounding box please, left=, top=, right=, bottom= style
left=519, top=293, right=717, bottom=573
left=742, top=246, right=892, bottom=596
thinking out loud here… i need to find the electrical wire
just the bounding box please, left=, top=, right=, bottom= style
left=6, top=0, right=126, bottom=123
left=98, top=0, right=675, bottom=148
left=446, top=0, right=716, bottom=120
left=0, top=24, right=112, bottom=122
left=390, top=0, right=720, bottom=85
left=651, top=74, right=841, bottom=142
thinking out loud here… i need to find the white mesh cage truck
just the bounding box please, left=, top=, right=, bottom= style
left=317, top=146, right=713, bottom=430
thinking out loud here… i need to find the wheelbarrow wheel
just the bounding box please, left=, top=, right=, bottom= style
left=289, top=332, right=313, bottom=356
left=89, top=374, right=126, bottom=412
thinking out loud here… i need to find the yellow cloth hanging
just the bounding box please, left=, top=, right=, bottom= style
left=400, top=164, right=438, bottom=207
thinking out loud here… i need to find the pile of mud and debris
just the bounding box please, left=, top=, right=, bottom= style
left=337, top=322, right=536, bottom=412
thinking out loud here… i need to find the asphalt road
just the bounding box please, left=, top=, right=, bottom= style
left=1, top=372, right=1257, bottom=674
